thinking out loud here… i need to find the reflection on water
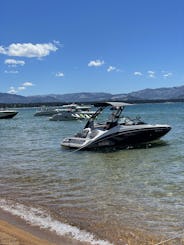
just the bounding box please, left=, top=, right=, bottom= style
left=0, top=103, right=184, bottom=243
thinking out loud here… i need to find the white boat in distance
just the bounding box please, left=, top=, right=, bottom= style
left=61, top=102, right=171, bottom=150
left=61, top=103, right=91, bottom=111
left=34, top=106, right=61, bottom=116
left=0, top=110, right=18, bottom=119
left=49, top=103, right=95, bottom=121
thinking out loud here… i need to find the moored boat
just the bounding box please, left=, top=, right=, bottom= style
left=0, top=110, right=18, bottom=119
left=34, top=106, right=60, bottom=116
left=61, top=102, right=171, bottom=150
left=49, top=104, right=95, bottom=121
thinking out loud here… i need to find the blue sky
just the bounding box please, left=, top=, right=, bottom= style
left=0, top=0, right=184, bottom=96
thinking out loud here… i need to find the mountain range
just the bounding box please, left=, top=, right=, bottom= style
left=1, top=85, right=184, bottom=104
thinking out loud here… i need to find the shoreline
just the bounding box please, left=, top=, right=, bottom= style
left=0, top=208, right=87, bottom=245
left=0, top=206, right=182, bottom=245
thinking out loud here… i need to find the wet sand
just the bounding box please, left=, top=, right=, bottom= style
left=0, top=208, right=86, bottom=245
left=0, top=220, right=55, bottom=245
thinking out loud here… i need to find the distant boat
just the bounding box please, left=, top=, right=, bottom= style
left=0, top=110, right=18, bottom=119
left=49, top=108, right=80, bottom=121
left=34, top=106, right=61, bottom=116
left=49, top=108, right=95, bottom=121
left=61, top=103, right=92, bottom=111
left=49, top=103, right=95, bottom=121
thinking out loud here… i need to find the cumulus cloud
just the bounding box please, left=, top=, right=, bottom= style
left=8, top=86, right=17, bottom=94
left=134, top=71, right=143, bottom=76
left=22, top=82, right=33, bottom=86
left=163, top=72, right=172, bottom=78
left=0, top=46, right=6, bottom=54
left=0, top=42, right=59, bottom=58
left=5, top=59, right=25, bottom=66
left=88, top=59, right=104, bottom=67
left=7, top=81, right=34, bottom=94
left=18, top=86, right=26, bottom=91
left=56, top=72, right=64, bottom=77
left=107, top=66, right=117, bottom=72
left=147, top=70, right=155, bottom=78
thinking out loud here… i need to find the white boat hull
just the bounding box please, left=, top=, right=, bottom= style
left=61, top=102, right=172, bottom=151
left=62, top=124, right=171, bottom=150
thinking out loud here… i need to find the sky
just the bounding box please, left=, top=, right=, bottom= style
left=0, top=0, right=184, bottom=96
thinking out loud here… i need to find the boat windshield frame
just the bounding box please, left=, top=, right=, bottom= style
left=84, top=102, right=130, bottom=129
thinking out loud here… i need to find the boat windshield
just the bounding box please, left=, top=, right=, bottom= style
left=84, top=103, right=145, bottom=129
left=84, top=104, right=123, bottom=129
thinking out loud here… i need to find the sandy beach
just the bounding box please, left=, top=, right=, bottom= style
left=0, top=207, right=92, bottom=245
left=0, top=218, right=182, bottom=245
left=0, top=208, right=83, bottom=245
left=0, top=220, right=55, bottom=245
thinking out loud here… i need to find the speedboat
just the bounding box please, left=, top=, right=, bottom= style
left=61, top=103, right=92, bottom=111
left=49, top=109, right=95, bottom=121
left=34, top=106, right=61, bottom=116
left=49, top=104, right=95, bottom=121
left=0, top=110, right=18, bottom=119
left=49, top=108, right=83, bottom=121
left=61, top=102, right=171, bottom=150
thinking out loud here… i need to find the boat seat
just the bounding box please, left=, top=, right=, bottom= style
left=104, top=121, right=117, bottom=130
left=89, top=129, right=99, bottom=138
left=75, top=128, right=91, bottom=138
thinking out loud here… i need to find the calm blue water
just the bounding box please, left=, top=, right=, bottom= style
left=0, top=103, right=183, bottom=244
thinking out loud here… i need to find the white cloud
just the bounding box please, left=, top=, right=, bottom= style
left=88, top=59, right=104, bottom=67
left=0, top=46, right=6, bottom=54
left=7, top=81, right=34, bottom=94
left=53, top=40, right=62, bottom=46
left=56, top=72, right=64, bottom=77
left=163, top=72, right=172, bottom=78
left=107, top=66, right=116, bottom=72
left=134, top=71, right=143, bottom=76
left=8, top=86, right=17, bottom=94
left=5, top=59, right=25, bottom=66
left=18, top=86, right=26, bottom=91
left=4, top=70, right=19, bottom=74
left=22, top=82, right=33, bottom=86
left=0, top=42, right=59, bottom=58
left=147, top=70, right=155, bottom=78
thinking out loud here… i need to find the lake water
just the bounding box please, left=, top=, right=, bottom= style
left=0, top=103, right=184, bottom=244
